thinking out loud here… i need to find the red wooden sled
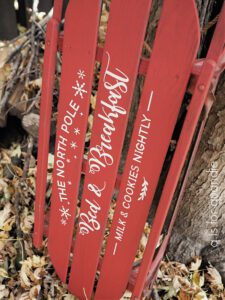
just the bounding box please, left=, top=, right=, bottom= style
left=34, top=0, right=225, bottom=299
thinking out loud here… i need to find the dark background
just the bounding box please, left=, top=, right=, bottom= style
left=0, top=0, right=70, bottom=40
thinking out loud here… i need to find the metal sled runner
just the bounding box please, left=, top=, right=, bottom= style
left=33, top=0, right=225, bottom=299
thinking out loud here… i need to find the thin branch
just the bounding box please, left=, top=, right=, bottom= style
left=0, top=54, right=22, bottom=114
left=22, top=135, right=34, bottom=179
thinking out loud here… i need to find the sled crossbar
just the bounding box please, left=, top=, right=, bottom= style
left=34, top=0, right=225, bottom=299
left=58, top=37, right=222, bottom=81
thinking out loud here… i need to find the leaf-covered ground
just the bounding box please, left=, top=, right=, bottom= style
left=0, top=157, right=224, bottom=299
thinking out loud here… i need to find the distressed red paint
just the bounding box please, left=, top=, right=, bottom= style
left=33, top=0, right=225, bottom=299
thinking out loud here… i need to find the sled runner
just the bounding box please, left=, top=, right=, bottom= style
left=34, top=0, right=225, bottom=299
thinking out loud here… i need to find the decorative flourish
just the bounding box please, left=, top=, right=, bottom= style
left=138, top=177, right=149, bottom=201
left=72, top=81, right=87, bottom=99
left=147, top=90, right=154, bottom=112
left=77, top=69, right=86, bottom=79
left=74, top=128, right=80, bottom=135
left=70, top=141, right=77, bottom=149
left=113, top=242, right=118, bottom=255
left=59, top=206, right=71, bottom=220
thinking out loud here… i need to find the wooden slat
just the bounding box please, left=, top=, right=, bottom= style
left=132, top=5, right=225, bottom=297
left=33, top=0, right=63, bottom=249
left=95, top=1, right=200, bottom=299
left=68, top=1, right=153, bottom=298
left=132, top=61, right=214, bottom=300
left=47, top=0, right=101, bottom=282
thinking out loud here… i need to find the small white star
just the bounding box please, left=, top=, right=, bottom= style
left=70, top=141, right=77, bottom=149
left=74, top=155, right=77, bottom=159
left=68, top=181, right=72, bottom=185
left=66, top=159, right=71, bottom=163
left=74, top=128, right=80, bottom=135
left=80, top=112, right=83, bottom=116
left=59, top=206, right=71, bottom=220
left=61, top=219, right=67, bottom=226
left=77, top=69, right=86, bottom=80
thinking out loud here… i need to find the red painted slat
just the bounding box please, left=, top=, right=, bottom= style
left=132, top=5, right=225, bottom=297
left=33, top=0, right=63, bottom=249
left=95, top=1, right=200, bottom=299
left=132, top=61, right=215, bottom=300
left=47, top=0, right=101, bottom=282
left=68, top=1, right=153, bottom=298
left=136, top=98, right=214, bottom=294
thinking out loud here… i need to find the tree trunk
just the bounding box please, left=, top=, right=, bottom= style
left=167, top=74, right=225, bottom=279
left=38, top=0, right=53, bottom=13
left=0, top=0, right=18, bottom=40
left=165, top=0, right=225, bottom=279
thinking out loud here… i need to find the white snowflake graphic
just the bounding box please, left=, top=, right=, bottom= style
left=72, top=81, right=87, bottom=99
left=74, top=128, right=80, bottom=135
left=77, top=69, right=86, bottom=80
left=59, top=206, right=71, bottom=220
left=70, top=141, right=77, bottom=149
left=61, top=219, right=67, bottom=226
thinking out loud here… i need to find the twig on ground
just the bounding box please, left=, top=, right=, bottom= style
left=22, top=135, right=34, bottom=179
left=14, top=135, right=34, bottom=261
left=0, top=54, right=22, bottom=115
